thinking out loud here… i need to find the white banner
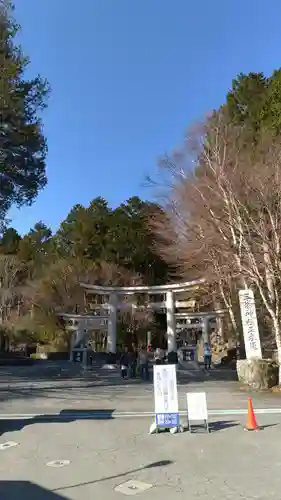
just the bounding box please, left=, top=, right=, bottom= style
left=239, top=289, right=262, bottom=360
left=153, top=364, right=179, bottom=427
left=186, top=392, right=208, bottom=421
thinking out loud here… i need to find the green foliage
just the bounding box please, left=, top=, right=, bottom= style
left=222, top=68, right=281, bottom=138
left=225, top=72, right=268, bottom=131
left=105, top=197, right=168, bottom=284
left=0, top=1, right=49, bottom=223
left=0, top=195, right=169, bottom=346
left=0, top=227, right=21, bottom=254
left=261, top=69, right=281, bottom=133
left=17, top=222, right=54, bottom=279
left=55, top=196, right=169, bottom=285
left=18, top=222, right=52, bottom=260
left=55, top=198, right=111, bottom=260
left=15, top=310, right=65, bottom=346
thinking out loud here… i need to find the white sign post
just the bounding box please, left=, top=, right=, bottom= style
left=153, top=364, right=179, bottom=429
left=238, top=289, right=262, bottom=360
left=186, top=392, right=209, bottom=433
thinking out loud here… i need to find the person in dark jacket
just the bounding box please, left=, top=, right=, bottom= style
left=120, top=346, right=130, bottom=379
left=130, top=345, right=138, bottom=378
left=139, top=345, right=149, bottom=380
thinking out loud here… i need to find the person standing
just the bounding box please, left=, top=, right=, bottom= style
left=139, top=345, right=149, bottom=380
left=120, top=346, right=129, bottom=379
left=130, top=344, right=138, bottom=378
left=203, top=342, right=212, bottom=370
left=154, top=347, right=164, bottom=365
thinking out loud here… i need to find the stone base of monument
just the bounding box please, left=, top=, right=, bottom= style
left=236, top=359, right=278, bottom=390
left=105, top=352, right=117, bottom=364
left=149, top=421, right=184, bottom=435
left=101, top=352, right=118, bottom=370
left=101, top=364, right=118, bottom=370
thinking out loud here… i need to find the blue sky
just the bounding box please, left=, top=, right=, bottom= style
left=10, top=0, right=281, bottom=235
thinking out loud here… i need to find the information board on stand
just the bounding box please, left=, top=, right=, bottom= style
left=153, top=364, right=179, bottom=429
left=186, top=392, right=209, bottom=433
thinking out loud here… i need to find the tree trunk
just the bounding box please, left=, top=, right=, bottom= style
left=217, top=282, right=239, bottom=343
left=273, top=318, right=281, bottom=383
left=216, top=316, right=224, bottom=341
left=213, top=298, right=225, bottom=341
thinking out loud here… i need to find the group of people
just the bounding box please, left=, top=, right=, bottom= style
left=119, top=345, right=149, bottom=380
left=119, top=341, right=212, bottom=379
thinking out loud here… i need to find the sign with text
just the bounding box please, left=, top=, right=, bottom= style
left=186, top=392, right=208, bottom=421
left=239, top=289, right=262, bottom=360
left=153, top=364, right=179, bottom=428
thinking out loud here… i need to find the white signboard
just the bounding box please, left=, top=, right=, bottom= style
left=239, top=289, right=262, bottom=360
left=186, top=392, right=208, bottom=421
left=153, top=364, right=179, bottom=427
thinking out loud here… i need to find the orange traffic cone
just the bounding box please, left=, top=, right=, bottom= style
left=244, top=397, right=259, bottom=431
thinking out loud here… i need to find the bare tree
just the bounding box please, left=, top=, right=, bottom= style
left=196, top=121, right=281, bottom=370
left=152, top=114, right=281, bottom=374
left=24, top=258, right=144, bottom=349
left=150, top=124, right=241, bottom=340
left=119, top=304, right=154, bottom=347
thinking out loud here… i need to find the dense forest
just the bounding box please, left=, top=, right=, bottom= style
left=0, top=197, right=170, bottom=350
left=3, top=3, right=281, bottom=359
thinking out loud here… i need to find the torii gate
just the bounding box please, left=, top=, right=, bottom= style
left=58, top=313, right=108, bottom=366
left=59, top=279, right=226, bottom=365
left=79, top=279, right=207, bottom=358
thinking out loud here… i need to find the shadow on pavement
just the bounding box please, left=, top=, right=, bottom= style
left=0, top=361, right=239, bottom=409
left=0, top=409, right=115, bottom=436
left=187, top=421, right=280, bottom=433
left=182, top=420, right=239, bottom=433
left=0, top=463, right=173, bottom=498
left=0, top=481, right=68, bottom=500
left=209, top=420, right=239, bottom=431
left=258, top=423, right=279, bottom=430
left=0, top=376, right=150, bottom=404
left=177, top=367, right=238, bottom=385
left=53, top=460, right=173, bottom=493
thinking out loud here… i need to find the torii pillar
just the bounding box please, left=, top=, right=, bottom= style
left=166, top=291, right=177, bottom=353
left=107, top=293, right=117, bottom=363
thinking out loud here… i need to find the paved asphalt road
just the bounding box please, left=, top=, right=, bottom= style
left=0, top=362, right=281, bottom=499
left=0, top=362, right=281, bottom=416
